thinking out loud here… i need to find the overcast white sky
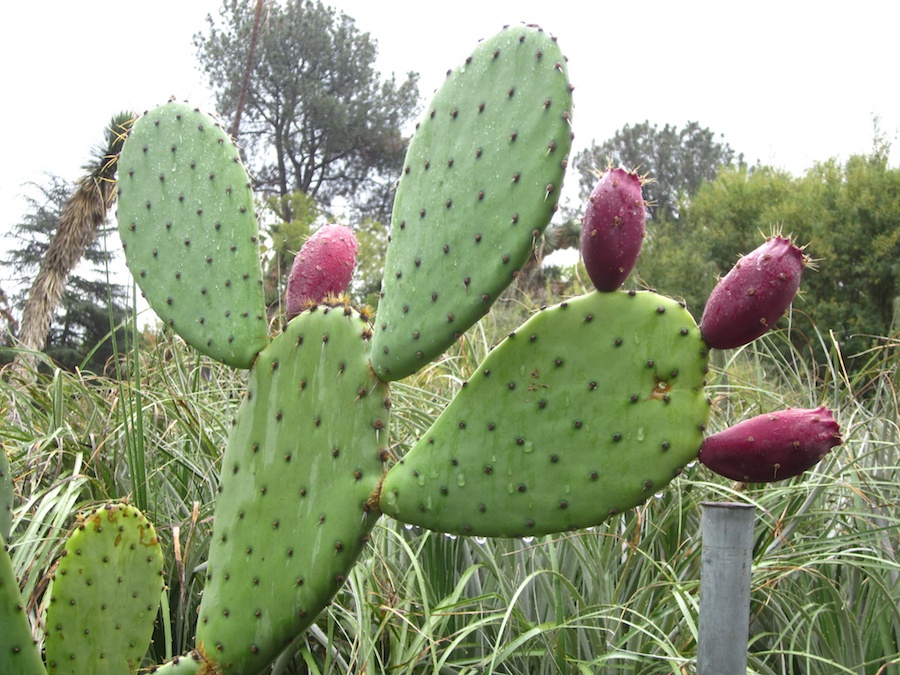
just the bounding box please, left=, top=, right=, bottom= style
left=1, top=1, right=897, bottom=293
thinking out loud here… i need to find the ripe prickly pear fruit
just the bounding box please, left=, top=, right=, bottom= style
left=285, top=224, right=358, bottom=320
left=699, top=406, right=841, bottom=482
left=581, top=168, right=646, bottom=291
left=700, top=236, right=807, bottom=349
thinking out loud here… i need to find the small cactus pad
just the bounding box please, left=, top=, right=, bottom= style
left=0, top=449, right=11, bottom=543
left=370, top=25, right=573, bottom=381
left=144, top=652, right=203, bottom=674
left=44, top=504, right=164, bottom=675
left=0, top=535, right=47, bottom=675
left=379, top=291, right=711, bottom=537
left=117, top=102, right=268, bottom=368
left=196, top=300, right=389, bottom=674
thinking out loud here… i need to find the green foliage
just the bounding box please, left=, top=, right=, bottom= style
left=6, top=15, right=898, bottom=675
left=1, top=308, right=898, bottom=672
left=575, top=120, right=741, bottom=222
left=0, top=450, right=10, bottom=542
left=194, top=0, right=420, bottom=221
left=352, top=216, right=389, bottom=307
left=647, top=152, right=900, bottom=370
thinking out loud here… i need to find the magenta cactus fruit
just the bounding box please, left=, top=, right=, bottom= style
left=699, top=406, right=841, bottom=482
left=700, top=236, right=807, bottom=349
left=285, top=224, right=358, bottom=319
left=581, top=167, right=646, bottom=291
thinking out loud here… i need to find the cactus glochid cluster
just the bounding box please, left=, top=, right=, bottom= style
left=1, top=23, right=841, bottom=675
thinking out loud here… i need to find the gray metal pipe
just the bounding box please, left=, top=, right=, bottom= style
left=697, top=501, right=756, bottom=675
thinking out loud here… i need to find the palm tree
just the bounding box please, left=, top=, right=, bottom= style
left=11, top=112, right=133, bottom=378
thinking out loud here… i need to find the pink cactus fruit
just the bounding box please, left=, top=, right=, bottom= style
left=698, top=406, right=841, bottom=482
left=580, top=167, right=647, bottom=291
left=285, top=224, right=358, bottom=319
left=700, top=236, right=808, bottom=349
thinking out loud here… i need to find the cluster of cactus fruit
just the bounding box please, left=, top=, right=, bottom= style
left=0, top=24, right=843, bottom=675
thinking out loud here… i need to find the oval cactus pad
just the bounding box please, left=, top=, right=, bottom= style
left=371, top=25, right=573, bottom=381
left=196, top=301, right=389, bottom=674
left=117, top=102, right=268, bottom=368
left=380, top=291, right=711, bottom=537
left=44, top=503, right=164, bottom=675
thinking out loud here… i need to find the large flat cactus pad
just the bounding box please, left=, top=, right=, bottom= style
left=380, top=291, right=711, bottom=537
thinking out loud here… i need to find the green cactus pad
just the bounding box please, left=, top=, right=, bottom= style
left=370, top=25, right=573, bottom=381
left=117, top=102, right=268, bottom=369
left=379, top=291, right=711, bottom=537
left=0, top=535, right=47, bottom=675
left=145, top=652, right=203, bottom=674
left=44, top=503, right=164, bottom=675
left=196, top=300, right=389, bottom=674
left=0, top=449, right=11, bottom=543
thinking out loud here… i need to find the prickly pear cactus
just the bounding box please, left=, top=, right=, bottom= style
left=370, top=25, right=574, bottom=381
left=117, top=102, right=268, bottom=369
left=88, top=19, right=835, bottom=675
left=0, top=535, right=46, bottom=675
left=146, top=652, right=203, bottom=674
left=195, top=300, right=389, bottom=674
left=44, top=503, right=164, bottom=675
left=380, top=291, right=710, bottom=536
left=0, top=449, right=11, bottom=543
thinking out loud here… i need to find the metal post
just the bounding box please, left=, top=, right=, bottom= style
left=697, top=501, right=756, bottom=675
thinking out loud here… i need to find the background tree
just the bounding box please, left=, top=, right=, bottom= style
left=643, top=144, right=900, bottom=372
left=634, top=164, right=797, bottom=316
left=352, top=216, right=390, bottom=307
left=574, top=120, right=741, bottom=222
left=0, top=284, right=16, bottom=348
left=6, top=112, right=132, bottom=377
left=2, top=174, right=131, bottom=374
left=194, top=0, right=420, bottom=224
